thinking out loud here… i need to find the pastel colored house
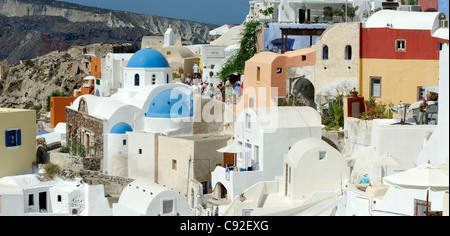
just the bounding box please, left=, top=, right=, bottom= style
left=159, top=45, right=199, bottom=77
left=359, top=10, right=449, bottom=105
left=49, top=96, right=76, bottom=128
left=222, top=138, right=350, bottom=216
left=0, top=108, right=36, bottom=178
left=314, top=22, right=360, bottom=107
left=239, top=46, right=316, bottom=113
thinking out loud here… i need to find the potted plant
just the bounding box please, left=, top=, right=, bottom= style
left=239, top=192, right=246, bottom=202
left=350, top=88, right=358, bottom=97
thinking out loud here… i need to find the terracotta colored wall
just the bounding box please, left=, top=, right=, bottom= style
left=239, top=47, right=316, bottom=113
left=91, top=57, right=102, bottom=78
left=50, top=97, right=77, bottom=127
left=360, top=27, right=446, bottom=60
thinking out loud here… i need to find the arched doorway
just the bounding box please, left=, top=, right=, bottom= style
left=291, top=77, right=316, bottom=108
left=212, top=182, right=228, bottom=200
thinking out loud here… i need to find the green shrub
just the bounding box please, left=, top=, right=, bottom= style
left=44, top=163, right=60, bottom=177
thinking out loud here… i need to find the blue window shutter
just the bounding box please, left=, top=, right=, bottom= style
left=10, top=130, right=16, bottom=146
left=16, top=130, right=21, bottom=146
left=5, top=130, right=11, bottom=147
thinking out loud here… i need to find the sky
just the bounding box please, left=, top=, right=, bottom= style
left=57, top=0, right=250, bottom=25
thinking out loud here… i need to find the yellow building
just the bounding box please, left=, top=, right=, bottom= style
left=359, top=11, right=448, bottom=105
left=0, top=108, right=36, bottom=177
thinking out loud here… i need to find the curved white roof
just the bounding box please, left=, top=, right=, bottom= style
left=364, top=10, right=443, bottom=31
left=286, top=138, right=336, bottom=168
left=116, top=179, right=175, bottom=215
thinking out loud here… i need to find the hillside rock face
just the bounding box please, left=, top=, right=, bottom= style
left=0, top=43, right=129, bottom=118
left=0, top=0, right=217, bottom=64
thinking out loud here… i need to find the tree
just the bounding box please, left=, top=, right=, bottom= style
left=218, top=20, right=261, bottom=82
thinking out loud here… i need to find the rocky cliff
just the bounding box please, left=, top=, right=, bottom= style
left=0, top=0, right=217, bottom=64
left=0, top=43, right=128, bottom=119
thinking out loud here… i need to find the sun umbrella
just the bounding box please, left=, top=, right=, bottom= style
left=217, top=143, right=251, bottom=170
left=383, top=161, right=449, bottom=215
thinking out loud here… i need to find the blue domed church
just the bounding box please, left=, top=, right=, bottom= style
left=67, top=46, right=195, bottom=178
left=123, top=47, right=173, bottom=89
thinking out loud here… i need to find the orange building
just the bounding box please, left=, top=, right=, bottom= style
left=237, top=46, right=316, bottom=113
left=50, top=96, right=77, bottom=127
left=91, top=57, right=102, bottom=78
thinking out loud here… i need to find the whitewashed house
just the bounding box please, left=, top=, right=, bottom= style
left=0, top=174, right=111, bottom=216
left=97, top=53, right=134, bottom=97
left=222, top=138, right=350, bottom=216
left=211, top=106, right=322, bottom=200
left=113, top=179, right=194, bottom=216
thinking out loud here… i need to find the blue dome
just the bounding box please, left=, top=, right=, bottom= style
left=127, top=47, right=170, bottom=68
left=145, top=89, right=193, bottom=118
left=110, top=122, right=134, bottom=134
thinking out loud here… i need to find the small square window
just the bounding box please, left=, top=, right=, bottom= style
left=123, top=139, right=127, bottom=145
left=302, top=55, right=306, bottom=61
left=319, top=151, right=327, bottom=161
left=276, top=68, right=282, bottom=74
left=395, top=39, right=406, bottom=51
left=162, top=200, right=174, bottom=214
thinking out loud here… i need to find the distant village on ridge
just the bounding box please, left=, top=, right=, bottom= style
left=0, top=0, right=449, bottom=218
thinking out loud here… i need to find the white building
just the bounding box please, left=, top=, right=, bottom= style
left=0, top=174, right=111, bottom=216
left=211, top=106, right=322, bottom=200
left=222, top=138, right=350, bottom=216
left=113, top=179, right=194, bottom=216
left=97, top=53, right=134, bottom=97
left=68, top=47, right=194, bottom=177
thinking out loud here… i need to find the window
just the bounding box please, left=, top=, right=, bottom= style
left=172, top=159, right=177, bottom=170
left=302, top=55, right=306, bottom=61
left=345, top=45, right=352, bottom=60
left=134, top=74, right=140, bottom=86
left=57, top=195, right=62, bottom=202
left=249, top=97, right=254, bottom=108
left=28, top=194, right=34, bottom=206
left=96, top=79, right=100, bottom=85
left=5, top=129, right=21, bottom=148
left=395, top=39, right=406, bottom=51
left=322, top=45, right=329, bottom=60
left=166, top=74, right=170, bottom=83
left=370, top=77, right=382, bottom=97
left=319, top=151, right=327, bottom=161
left=152, top=74, right=156, bottom=85
left=123, top=139, right=127, bottom=146
left=245, top=113, right=251, bottom=130
left=162, top=200, right=174, bottom=214
left=139, top=149, right=142, bottom=154
left=276, top=68, right=282, bottom=74
left=257, top=67, right=261, bottom=82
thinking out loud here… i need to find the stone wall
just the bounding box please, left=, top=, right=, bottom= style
left=66, top=107, right=104, bottom=162
left=49, top=152, right=132, bottom=196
